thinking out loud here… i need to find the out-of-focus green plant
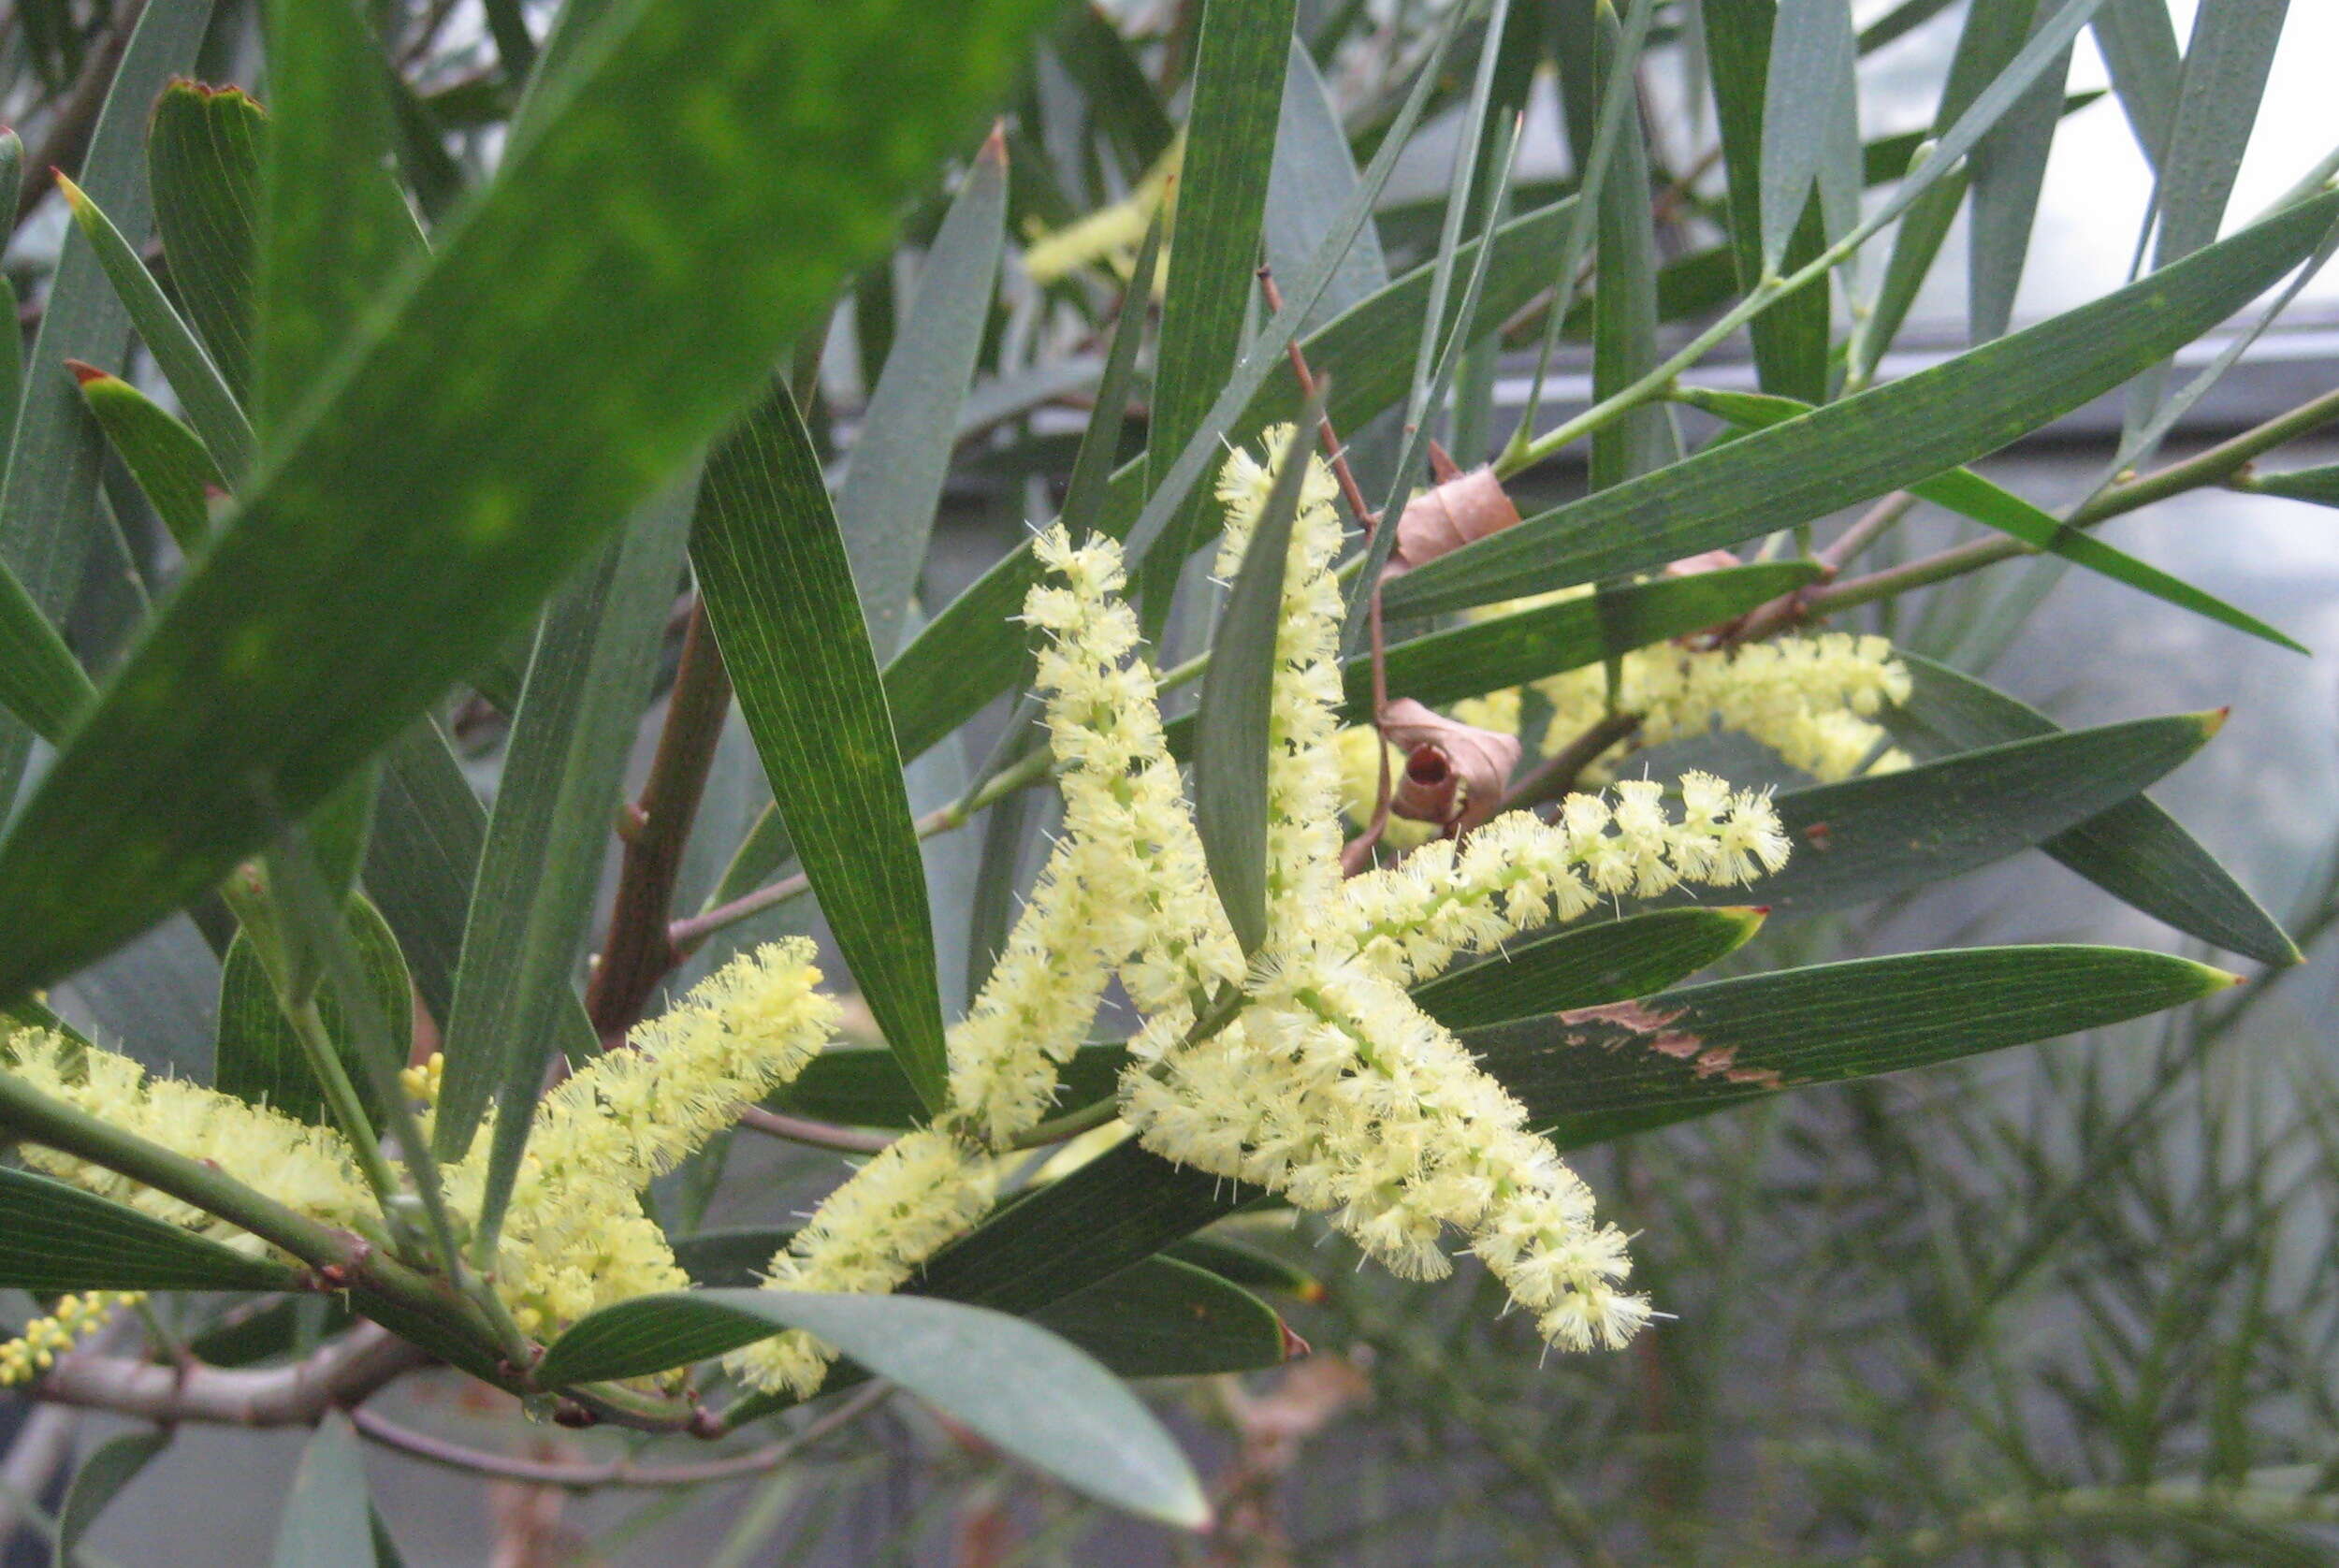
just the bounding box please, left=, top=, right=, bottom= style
left=0, top=0, right=2330, bottom=1559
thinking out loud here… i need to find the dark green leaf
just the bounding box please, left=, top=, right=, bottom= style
left=255, top=0, right=428, bottom=444
left=1165, top=1235, right=1319, bottom=1299
left=1412, top=907, right=1768, bottom=1031
left=668, top=1227, right=1279, bottom=1376
left=1705, top=0, right=1830, bottom=400
left=1048, top=4, right=1176, bottom=168
left=1033, top=1255, right=1286, bottom=1378
left=271, top=1413, right=375, bottom=1568
left=0, top=0, right=214, bottom=809
left=364, top=719, right=501, bottom=1025
left=1467, top=944, right=2239, bottom=1146
left=2090, top=0, right=2182, bottom=168
left=53, top=1430, right=171, bottom=1568
left=1969, top=0, right=2079, bottom=341
left=2244, top=463, right=2339, bottom=507
left=537, top=1289, right=1209, bottom=1526
left=836, top=133, right=1008, bottom=659
left=2149, top=0, right=2287, bottom=269
left=1682, top=385, right=2303, bottom=650
left=149, top=80, right=267, bottom=399
left=215, top=894, right=410, bottom=1126
left=692, top=384, right=949, bottom=1113
left=0, top=562, right=94, bottom=742
left=1383, top=188, right=2339, bottom=617
left=0, top=1167, right=293, bottom=1292
left=1590, top=4, right=1675, bottom=486
left=0, top=0, right=1056, bottom=1008
left=72, top=366, right=225, bottom=550
left=775, top=1042, right=1125, bottom=1132
left=1759, top=0, right=1859, bottom=270
left=57, top=175, right=255, bottom=480
left=1137, top=0, right=1296, bottom=623
left=1884, top=653, right=2298, bottom=965
left=1193, top=417, right=1316, bottom=954
left=1696, top=710, right=2225, bottom=917
left=436, top=486, right=693, bottom=1179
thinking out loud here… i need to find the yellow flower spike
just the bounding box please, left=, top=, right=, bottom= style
left=0, top=1290, right=145, bottom=1387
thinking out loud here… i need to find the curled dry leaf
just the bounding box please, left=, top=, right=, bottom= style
left=1380, top=698, right=1522, bottom=832
left=1379, top=466, right=1521, bottom=579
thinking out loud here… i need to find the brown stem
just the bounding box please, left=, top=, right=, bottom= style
left=15, top=0, right=145, bottom=225
left=1489, top=712, right=1644, bottom=817
left=28, top=1325, right=427, bottom=1426
left=1258, top=267, right=1379, bottom=531
left=352, top=1382, right=889, bottom=1488
left=586, top=599, right=735, bottom=1045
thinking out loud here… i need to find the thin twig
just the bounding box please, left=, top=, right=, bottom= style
left=1489, top=712, right=1644, bottom=817
left=736, top=1105, right=896, bottom=1155
left=352, top=1383, right=891, bottom=1489
left=588, top=597, right=736, bottom=1045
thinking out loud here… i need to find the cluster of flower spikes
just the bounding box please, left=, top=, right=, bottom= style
left=726, top=522, right=1249, bottom=1399
left=0, top=938, right=840, bottom=1357
left=1113, top=433, right=1798, bottom=1351
left=1335, top=585, right=1911, bottom=849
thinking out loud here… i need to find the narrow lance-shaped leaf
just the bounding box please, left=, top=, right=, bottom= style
left=2148, top=0, right=2288, bottom=270
left=71, top=364, right=225, bottom=551
left=1383, top=187, right=2339, bottom=617
left=1969, top=0, right=2081, bottom=341
left=0, top=0, right=213, bottom=810
left=1883, top=652, right=2299, bottom=965
left=149, top=81, right=268, bottom=399
left=271, top=1413, right=376, bottom=1568
left=434, top=483, right=693, bottom=1179
left=0, top=561, right=94, bottom=743
left=692, top=382, right=952, bottom=1113
left=2090, top=0, right=2182, bottom=169
left=836, top=130, right=1009, bottom=660
left=1759, top=0, right=1857, bottom=271
left=55, top=1430, right=172, bottom=1568
left=1680, top=710, right=2226, bottom=917
left=1679, top=385, right=2304, bottom=651
left=0, top=0, right=1058, bottom=1008
left=1854, top=0, right=2041, bottom=383
left=536, top=1290, right=1211, bottom=1529
left=1193, top=415, right=1316, bottom=954
left=1469, top=945, right=2239, bottom=1146
left=1590, top=2, right=1676, bottom=488
left=0, top=1167, right=294, bottom=1292
left=1704, top=0, right=1830, bottom=400
left=256, top=0, right=429, bottom=445
left=1412, top=907, right=1769, bottom=1031
left=1137, top=0, right=1297, bottom=628
left=56, top=175, right=255, bottom=481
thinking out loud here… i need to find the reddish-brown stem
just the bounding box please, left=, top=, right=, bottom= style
left=1489, top=711, right=1645, bottom=818
left=586, top=598, right=735, bottom=1045
left=14, top=0, right=144, bottom=225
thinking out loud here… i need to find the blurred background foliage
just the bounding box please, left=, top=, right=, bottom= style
left=0, top=0, right=2334, bottom=1562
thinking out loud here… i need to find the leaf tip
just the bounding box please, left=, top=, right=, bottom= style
left=1277, top=1316, right=1312, bottom=1361
left=64, top=358, right=112, bottom=389
left=981, top=119, right=1009, bottom=167
left=2198, top=705, right=2231, bottom=739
